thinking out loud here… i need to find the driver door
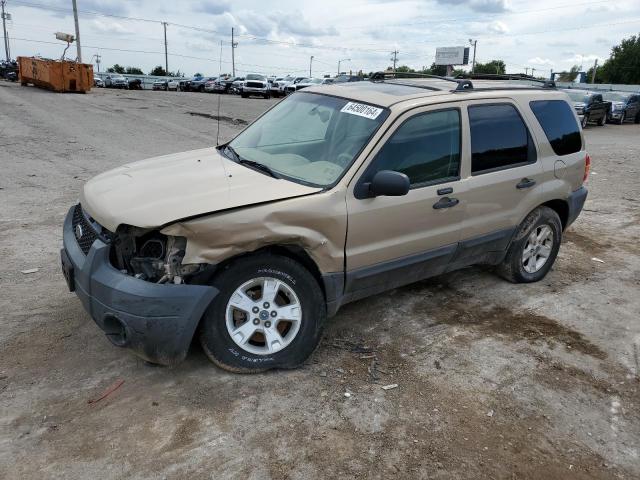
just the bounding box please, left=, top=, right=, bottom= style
left=344, top=106, right=467, bottom=300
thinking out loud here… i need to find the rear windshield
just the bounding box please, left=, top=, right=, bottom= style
left=530, top=100, right=582, bottom=156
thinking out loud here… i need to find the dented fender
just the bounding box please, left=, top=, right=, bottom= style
left=161, top=189, right=347, bottom=274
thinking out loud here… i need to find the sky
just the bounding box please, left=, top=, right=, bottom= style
left=3, top=0, right=640, bottom=78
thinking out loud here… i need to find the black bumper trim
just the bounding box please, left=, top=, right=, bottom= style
left=62, top=207, right=218, bottom=365
left=566, top=186, right=588, bottom=229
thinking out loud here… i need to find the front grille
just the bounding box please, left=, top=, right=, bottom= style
left=246, top=81, right=264, bottom=89
left=72, top=204, right=99, bottom=255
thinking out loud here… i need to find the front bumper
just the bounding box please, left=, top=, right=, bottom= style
left=61, top=207, right=218, bottom=365
left=244, top=87, right=268, bottom=94
left=566, top=186, right=588, bottom=228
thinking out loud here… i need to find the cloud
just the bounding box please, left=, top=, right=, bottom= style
left=41, top=0, right=131, bottom=17
left=193, top=0, right=231, bottom=16
left=91, top=19, right=133, bottom=35
left=435, top=0, right=510, bottom=13
left=275, top=12, right=338, bottom=37
left=547, top=41, right=578, bottom=48
left=488, top=20, right=509, bottom=34
left=528, top=57, right=554, bottom=66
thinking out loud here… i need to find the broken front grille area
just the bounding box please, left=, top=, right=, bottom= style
left=72, top=204, right=100, bottom=255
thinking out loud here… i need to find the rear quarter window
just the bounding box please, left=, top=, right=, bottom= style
left=529, top=100, right=582, bottom=156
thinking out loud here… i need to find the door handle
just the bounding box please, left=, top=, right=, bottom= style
left=437, top=187, right=453, bottom=195
left=516, top=178, right=536, bottom=189
left=433, top=197, right=459, bottom=209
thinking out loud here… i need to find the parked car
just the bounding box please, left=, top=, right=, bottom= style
left=333, top=74, right=362, bottom=83
left=104, top=74, right=128, bottom=89
left=602, top=91, right=640, bottom=124
left=93, top=76, right=104, bottom=88
left=167, top=78, right=181, bottom=91
left=241, top=73, right=270, bottom=98
left=187, top=76, right=217, bottom=92
left=284, top=77, right=327, bottom=94
left=204, top=79, right=217, bottom=92
left=0, top=59, right=18, bottom=81
left=212, top=75, right=233, bottom=93
left=61, top=75, right=589, bottom=372
left=152, top=80, right=168, bottom=91
left=564, top=89, right=610, bottom=128
left=230, top=77, right=246, bottom=94
left=127, top=78, right=143, bottom=90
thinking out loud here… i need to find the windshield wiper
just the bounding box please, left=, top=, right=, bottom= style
left=223, top=144, right=279, bottom=178
left=238, top=159, right=280, bottom=179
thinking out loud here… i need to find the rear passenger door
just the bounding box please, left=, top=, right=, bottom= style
left=454, top=101, right=544, bottom=261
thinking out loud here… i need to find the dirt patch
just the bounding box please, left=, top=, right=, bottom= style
left=187, top=111, right=248, bottom=125
left=564, top=230, right=612, bottom=258
left=410, top=287, right=608, bottom=360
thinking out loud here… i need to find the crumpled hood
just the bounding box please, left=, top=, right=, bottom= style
left=80, top=147, right=321, bottom=232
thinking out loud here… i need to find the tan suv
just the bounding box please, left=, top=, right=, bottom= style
left=60, top=74, right=589, bottom=371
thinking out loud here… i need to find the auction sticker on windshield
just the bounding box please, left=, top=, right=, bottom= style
left=340, top=102, right=383, bottom=120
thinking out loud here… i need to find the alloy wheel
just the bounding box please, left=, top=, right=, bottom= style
left=522, top=225, right=554, bottom=274
left=225, top=277, right=302, bottom=355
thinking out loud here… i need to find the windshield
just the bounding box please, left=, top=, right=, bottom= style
left=246, top=74, right=265, bottom=81
left=602, top=92, right=630, bottom=102
left=565, top=91, right=590, bottom=103
left=228, top=92, right=389, bottom=187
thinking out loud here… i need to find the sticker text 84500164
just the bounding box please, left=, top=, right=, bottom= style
left=340, top=102, right=383, bottom=120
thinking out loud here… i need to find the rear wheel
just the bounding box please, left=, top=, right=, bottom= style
left=497, top=206, right=562, bottom=283
left=199, top=255, right=326, bottom=372
left=581, top=115, right=589, bottom=128
left=635, top=112, right=640, bottom=124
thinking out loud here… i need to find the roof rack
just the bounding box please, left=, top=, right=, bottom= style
left=369, top=71, right=473, bottom=92
left=455, top=73, right=556, bottom=89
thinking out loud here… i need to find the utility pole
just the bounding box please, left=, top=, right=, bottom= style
left=231, top=27, right=237, bottom=77
left=162, top=22, right=168, bottom=74
left=338, top=58, right=350, bottom=75
left=591, top=59, right=598, bottom=83
left=219, top=40, right=223, bottom=75
left=531, top=67, right=536, bottom=78
left=524, top=67, right=529, bottom=76
left=91, top=53, right=101, bottom=72
left=1, top=0, right=10, bottom=61
left=390, top=50, right=398, bottom=72
left=469, top=39, right=477, bottom=74
left=309, top=55, right=314, bottom=77
left=71, top=0, right=82, bottom=62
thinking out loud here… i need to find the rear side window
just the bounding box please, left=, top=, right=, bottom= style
left=530, top=100, right=582, bottom=156
left=468, top=104, right=534, bottom=174
left=371, top=109, right=461, bottom=186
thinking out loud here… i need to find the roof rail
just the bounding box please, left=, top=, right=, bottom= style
left=455, top=73, right=556, bottom=88
left=369, top=71, right=473, bottom=92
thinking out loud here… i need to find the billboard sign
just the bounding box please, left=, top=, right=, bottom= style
left=435, top=46, right=470, bottom=66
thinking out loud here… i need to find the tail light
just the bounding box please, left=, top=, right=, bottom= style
left=583, top=153, right=591, bottom=183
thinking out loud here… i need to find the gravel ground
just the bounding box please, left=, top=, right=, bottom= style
left=0, top=82, right=639, bottom=480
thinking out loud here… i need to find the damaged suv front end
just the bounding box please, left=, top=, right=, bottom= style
left=61, top=204, right=218, bottom=365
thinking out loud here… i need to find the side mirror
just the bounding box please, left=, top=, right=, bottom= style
left=368, top=170, right=410, bottom=197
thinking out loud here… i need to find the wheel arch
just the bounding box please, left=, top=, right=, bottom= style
left=540, top=199, right=570, bottom=230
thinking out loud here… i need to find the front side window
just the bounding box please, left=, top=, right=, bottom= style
left=229, top=92, right=389, bottom=187
left=368, top=109, right=461, bottom=186
left=530, top=100, right=582, bottom=156
left=469, top=104, right=534, bottom=174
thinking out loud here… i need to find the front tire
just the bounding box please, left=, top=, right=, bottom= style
left=199, top=255, right=326, bottom=373
left=597, top=115, right=606, bottom=126
left=618, top=112, right=626, bottom=125
left=497, top=206, right=562, bottom=283
left=581, top=115, right=589, bottom=128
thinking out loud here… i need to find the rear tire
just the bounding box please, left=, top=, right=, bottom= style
left=497, top=206, right=562, bottom=284
left=635, top=112, right=640, bottom=124
left=199, top=255, right=326, bottom=373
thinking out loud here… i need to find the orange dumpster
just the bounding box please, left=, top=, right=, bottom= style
left=17, top=56, right=93, bottom=93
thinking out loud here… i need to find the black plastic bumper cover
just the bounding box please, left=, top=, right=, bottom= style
left=566, top=186, right=588, bottom=229
left=62, top=207, right=218, bottom=365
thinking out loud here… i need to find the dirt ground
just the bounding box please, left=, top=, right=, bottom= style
left=0, top=81, right=638, bottom=480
